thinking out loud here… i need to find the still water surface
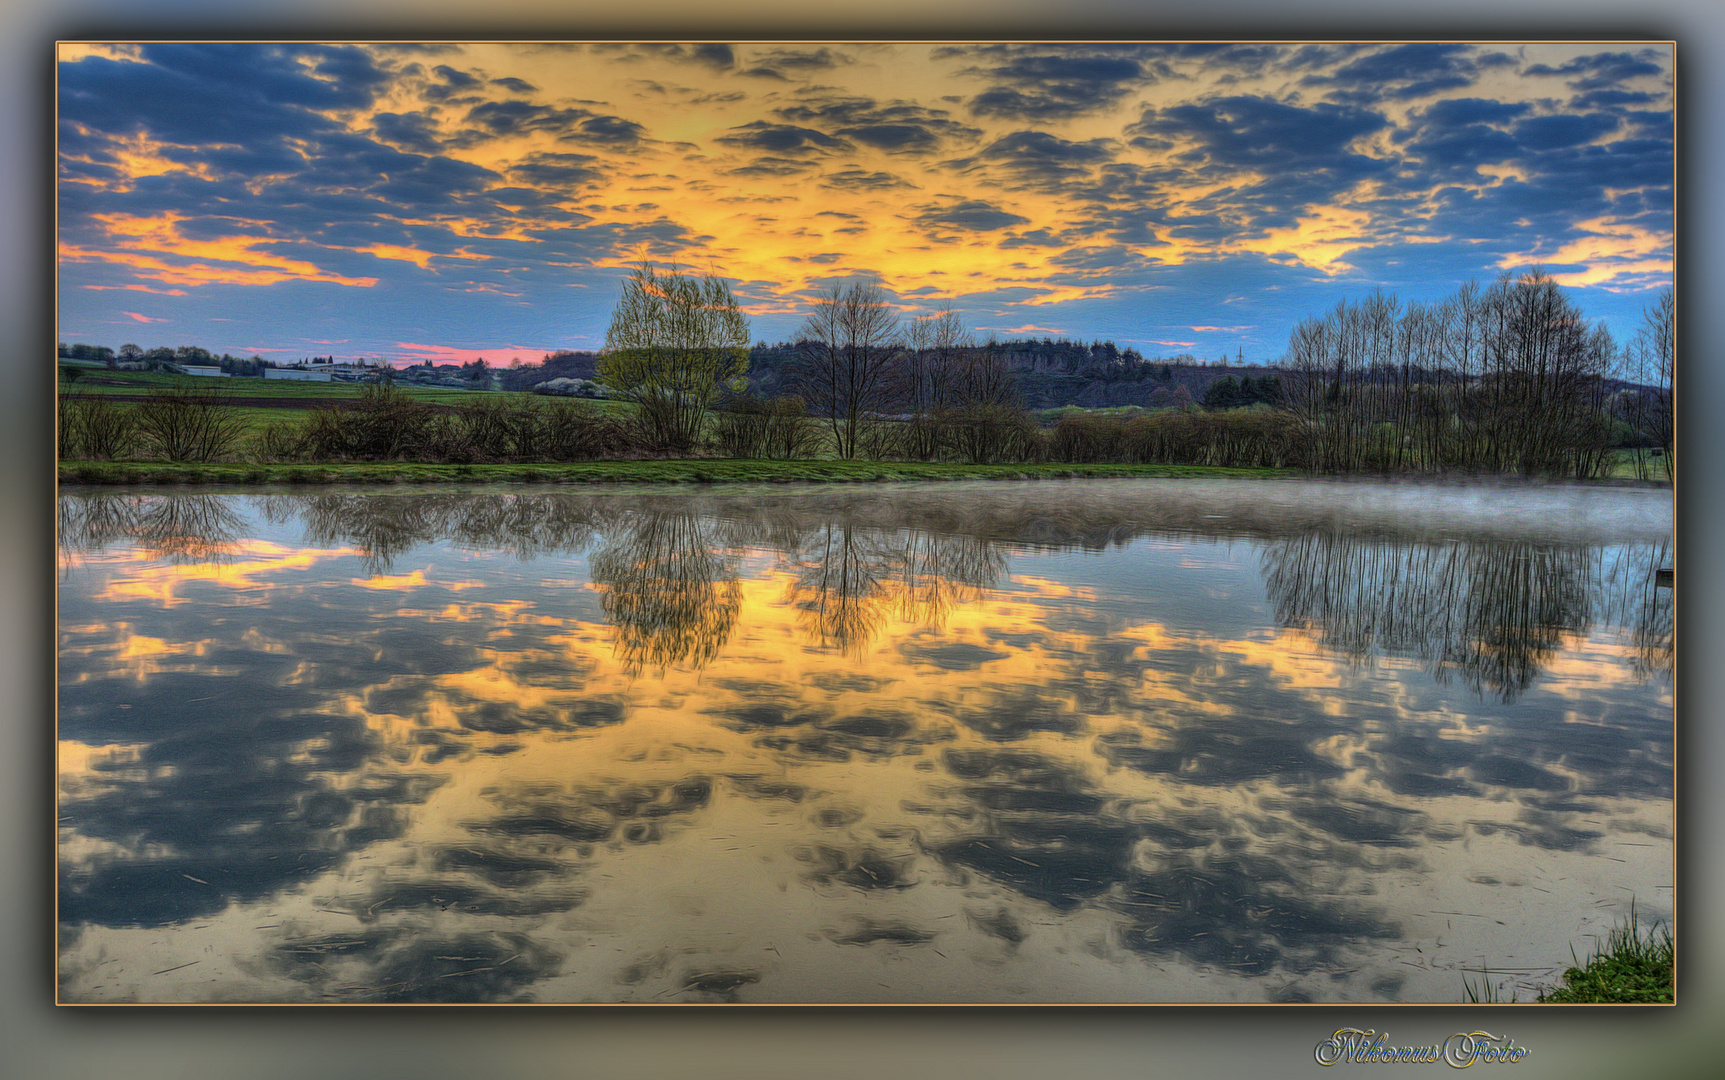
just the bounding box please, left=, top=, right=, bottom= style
left=56, top=480, right=1673, bottom=1003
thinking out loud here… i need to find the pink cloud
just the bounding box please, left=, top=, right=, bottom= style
left=390, top=342, right=552, bottom=367
left=121, top=311, right=165, bottom=323
left=1147, top=339, right=1198, bottom=348
left=977, top=324, right=1065, bottom=336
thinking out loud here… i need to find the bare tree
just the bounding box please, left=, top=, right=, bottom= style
left=1629, top=287, right=1674, bottom=480
left=943, top=338, right=1036, bottom=464
left=795, top=281, right=902, bottom=459
left=900, top=305, right=969, bottom=459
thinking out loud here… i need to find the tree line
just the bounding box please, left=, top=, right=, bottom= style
left=596, top=263, right=1672, bottom=478
left=58, top=263, right=1673, bottom=480
left=60, top=342, right=279, bottom=377
left=1281, top=272, right=1671, bottom=479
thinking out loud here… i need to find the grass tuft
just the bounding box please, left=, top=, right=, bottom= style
left=1538, top=904, right=1674, bottom=1004
left=1463, top=903, right=1674, bottom=1004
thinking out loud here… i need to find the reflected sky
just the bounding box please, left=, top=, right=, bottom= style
left=56, top=481, right=1672, bottom=1002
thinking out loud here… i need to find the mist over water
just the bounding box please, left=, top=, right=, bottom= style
left=56, top=480, right=1672, bottom=1002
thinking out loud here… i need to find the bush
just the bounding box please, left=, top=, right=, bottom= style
left=301, top=384, right=437, bottom=460
left=541, top=401, right=640, bottom=461
left=57, top=396, right=77, bottom=459
left=253, top=420, right=310, bottom=462
left=133, top=387, right=244, bottom=462
left=714, top=394, right=773, bottom=458
left=941, top=404, right=1045, bottom=464
left=60, top=394, right=138, bottom=460
left=283, top=389, right=639, bottom=464
left=1047, top=407, right=1303, bottom=467
left=715, top=394, right=818, bottom=459
left=81, top=397, right=137, bottom=460
left=1049, top=414, right=1127, bottom=463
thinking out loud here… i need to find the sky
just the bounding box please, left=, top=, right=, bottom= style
left=56, top=41, right=1674, bottom=368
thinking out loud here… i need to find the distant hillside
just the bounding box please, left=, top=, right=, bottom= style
left=498, top=350, right=601, bottom=391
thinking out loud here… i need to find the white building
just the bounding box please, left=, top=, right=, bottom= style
left=264, top=368, right=331, bottom=382
left=179, top=365, right=229, bottom=378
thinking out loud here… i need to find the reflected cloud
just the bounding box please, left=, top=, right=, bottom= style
left=923, top=745, right=1402, bottom=977
left=267, top=928, right=564, bottom=1003
left=58, top=707, right=444, bottom=928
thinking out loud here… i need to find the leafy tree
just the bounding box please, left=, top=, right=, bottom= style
left=599, top=262, right=750, bottom=453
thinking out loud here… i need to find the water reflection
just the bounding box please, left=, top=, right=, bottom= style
left=59, top=492, right=248, bottom=567
left=56, top=483, right=1672, bottom=1002
left=1263, top=533, right=1599, bottom=703
left=591, top=512, right=742, bottom=674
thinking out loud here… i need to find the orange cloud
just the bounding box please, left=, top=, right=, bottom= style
left=352, top=243, right=489, bottom=270
left=84, top=284, right=188, bottom=296
left=1497, top=215, right=1674, bottom=289
left=65, top=212, right=378, bottom=289
left=1233, top=204, right=1375, bottom=276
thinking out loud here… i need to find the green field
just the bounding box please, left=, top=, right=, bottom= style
left=1602, top=447, right=1674, bottom=481
left=57, top=368, right=631, bottom=436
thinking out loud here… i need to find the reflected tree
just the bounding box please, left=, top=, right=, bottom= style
left=1262, top=531, right=1596, bottom=702
left=57, top=492, right=246, bottom=566
left=1595, top=540, right=1674, bottom=683
left=297, top=492, right=622, bottom=574
left=57, top=493, right=144, bottom=570
left=589, top=510, right=743, bottom=675
left=132, top=494, right=249, bottom=564
left=786, top=522, right=1005, bottom=654
left=788, top=521, right=893, bottom=654
left=895, top=530, right=1006, bottom=627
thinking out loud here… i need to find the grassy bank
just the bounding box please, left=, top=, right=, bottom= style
left=1464, top=908, right=1675, bottom=1004
left=57, top=458, right=1302, bottom=486
left=1538, top=914, right=1675, bottom=1004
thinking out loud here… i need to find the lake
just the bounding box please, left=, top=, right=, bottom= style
left=56, top=479, right=1673, bottom=1003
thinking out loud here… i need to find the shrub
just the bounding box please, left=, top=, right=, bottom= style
left=1120, top=408, right=1305, bottom=467
left=60, top=395, right=137, bottom=460
left=133, top=386, right=244, bottom=462
left=541, top=401, right=640, bottom=461
left=253, top=420, right=310, bottom=462
left=941, top=404, right=1045, bottom=464
left=763, top=396, right=818, bottom=460
left=714, top=394, right=773, bottom=458
left=715, top=394, right=818, bottom=459
left=301, top=384, right=436, bottom=460
left=57, top=396, right=79, bottom=459
left=1049, top=414, right=1127, bottom=463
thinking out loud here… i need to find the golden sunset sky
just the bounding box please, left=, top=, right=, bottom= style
left=57, top=41, right=1673, bottom=365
